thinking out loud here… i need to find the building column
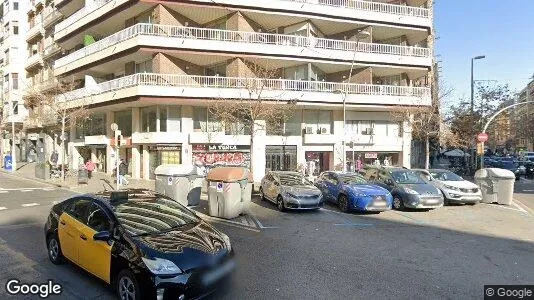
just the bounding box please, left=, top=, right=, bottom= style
left=142, top=146, right=150, bottom=180
left=132, top=146, right=141, bottom=179
left=106, top=111, right=115, bottom=174
left=332, top=110, right=345, bottom=171
left=181, top=106, right=193, bottom=165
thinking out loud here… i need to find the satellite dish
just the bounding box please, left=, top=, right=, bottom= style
left=110, top=123, right=118, bottom=131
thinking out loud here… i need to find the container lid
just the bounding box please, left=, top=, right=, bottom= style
left=475, top=168, right=515, bottom=179
left=154, top=164, right=196, bottom=176
left=207, top=167, right=251, bottom=182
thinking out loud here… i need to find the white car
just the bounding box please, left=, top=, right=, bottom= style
left=414, top=169, right=482, bottom=205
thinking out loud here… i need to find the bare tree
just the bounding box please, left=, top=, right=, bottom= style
left=24, top=79, right=88, bottom=180
left=208, top=60, right=297, bottom=177
left=390, top=81, right=453, bottom=169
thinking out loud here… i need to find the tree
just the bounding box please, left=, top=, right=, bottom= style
left=24, top=79, right=87, bottom=180
left=208, top=60, right=297, bottom=178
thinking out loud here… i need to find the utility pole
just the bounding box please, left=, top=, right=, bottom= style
left=470, top=55, right=485, bottom=171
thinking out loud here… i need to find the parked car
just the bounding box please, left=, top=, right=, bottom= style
left=259, top=171, right=323, bottom=211
left=44, top=189, right=235, bottom=300
left=499, top=161, right=523, bottom=180
left=525, top=161, right=534, bottom=179
left=315, top=172, right=392, bottom=212
left=362, top=166, right=443, bottom=210
left=414, top=169, right=482, bottom=205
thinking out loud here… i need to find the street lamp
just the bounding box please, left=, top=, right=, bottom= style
left=337, top=29, right=370, bottom=172
left=470, top=55, right=485, bottom=170
left=111, top=123, right=121, bottom=190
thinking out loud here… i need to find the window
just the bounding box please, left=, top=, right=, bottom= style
left=141, top=106, right=157, bottom=132
left=12, top=102, right=18, bottom=114
left=159, top=106, right=167, bottom=132
left=303, top=110, right=332, bottom=134
left=266, top=110, right=302, bottom=136
left=13, top=2, right=18, bottom=10
left=135, top=60, right=152, bottom=73
left=193, top=107, right=221, bottom=132
left=205, top=63, right=227, bottom=77
left=11, top=73, right=18, bottom=90
left=347, top=121, right=374, bottom=136
left=167, top=106, right=181, bottom=132
left=114, top=110, right=132, bottom=136
left=3, top=74, right=8, bottom=90
left=13, top=22, right=18, bottom=35
left=86, top=203, right=111, bottom=232
left=67, top=199, right=92, bottom=222
left=4, top=49, right=8, bottom=63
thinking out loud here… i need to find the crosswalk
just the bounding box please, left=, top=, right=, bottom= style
left=0, top=187, right=56, bottom=193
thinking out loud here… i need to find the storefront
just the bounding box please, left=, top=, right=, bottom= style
left=192, top=144, right=250, bottom=169
left=346, top=151, right=400, bottom=170
left=147, top=144, right=182, bottom=179
left=305, top=151, right=331, bottom=176
left=265, top=146, right=297, bottom=172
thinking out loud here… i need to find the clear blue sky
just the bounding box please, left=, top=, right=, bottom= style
left=435, top=0, right=534, bottom=104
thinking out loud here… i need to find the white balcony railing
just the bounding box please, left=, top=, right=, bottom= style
left=61, top=73, right=430, bottom=102
left=54, top=23, right=431, bottom=68
left=27, top=21, right=43, bottom=40
left=55, top=0, right=110, bottom=33
left=281, top=0, right=431, bottom=18
left=26, top=52, right=44, bottom=68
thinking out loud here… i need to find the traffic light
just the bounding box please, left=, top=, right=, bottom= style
left=476, top=143, right=484, bottom=155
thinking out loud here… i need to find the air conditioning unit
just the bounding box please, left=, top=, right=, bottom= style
left=305, top=127, right=313, bottom=134
left=320, top=127, right=328, bottom=134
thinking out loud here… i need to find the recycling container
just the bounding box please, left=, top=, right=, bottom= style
left=474, top=168, right=515, bottom=205
left=155, top=164, right=204, bottom=206
left=207, top=167, right=252, bottom=219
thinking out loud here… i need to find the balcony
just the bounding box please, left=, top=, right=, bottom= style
left=26, top=22, right=43, bottom=42
left=54, top=23, right=431, bottom=74
left=43, top=43, right=62, bottom=58
left=60, top=73, right=430, bottom=108
left=43, top=11, right=63, bottom=28
left=192, top=0, right=432, bottom=27
left=25, top=52, right=44, bottom=70
left=54, top=0, right=118, bottom=40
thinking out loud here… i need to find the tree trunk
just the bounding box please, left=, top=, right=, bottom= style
left=61, top=113, right=66, bottom=181
left=249, top=129, right=254, bottom=178
left=425, top=135, right=430, bottom=169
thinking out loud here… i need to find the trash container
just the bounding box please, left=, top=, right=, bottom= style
left=154, top=164, right=204, bottom=207
left=78, top=168, right=89, bottom=184
left=474, top=168, right=515, bottom=205
left=206, top=167, right=252, bottom=219
left=4, top=155, right=12, bottom=171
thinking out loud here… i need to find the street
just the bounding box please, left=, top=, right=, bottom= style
left=1, top=172, right=534, bottom=299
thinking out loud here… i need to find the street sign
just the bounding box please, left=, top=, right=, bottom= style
left=477, top=133, right=488, bottom=143
left=110, top=123, right=118, bottom=131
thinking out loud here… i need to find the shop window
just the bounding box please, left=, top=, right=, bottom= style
left=265, top=146, right=297, bottom=171
left=75, top=113, right=107, bottom=139
left=114, top=110, right=132, bottom=136
left=141, top=106, right=157, bottom=133
left=303, top=110, right=332, bottom=134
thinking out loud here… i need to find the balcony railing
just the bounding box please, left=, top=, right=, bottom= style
left=26, top=52, right=44, bottom=69
left=61, top=73, right=430, bottom=102
left=55, top=0, right=111, bottom=33
left=54, top=23, right=431, bottom=68
left=44, top=43, right=61, bottom=57
left=281, top=0, right=431, bottom=18
left=43, top=10, right=63, bottom=27
left=27, top=20, right=43, bottom=40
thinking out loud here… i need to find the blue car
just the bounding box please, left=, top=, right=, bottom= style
left=315, top=172, right=393, bottom=212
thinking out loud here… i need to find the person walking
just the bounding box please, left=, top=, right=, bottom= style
left=118, top=158, right=129, bottom=186
left=85, top=159, right=96, bottom=179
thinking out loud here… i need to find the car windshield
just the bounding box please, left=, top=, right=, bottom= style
left=391, top=170, right=426, bottom=184
left=430, top=171, right=463, bottom=181
left=278, top=173, right=313, bottom=186
left=340, top=174, right=368, bottom=184
left=111, top=192, right=200, bottom=236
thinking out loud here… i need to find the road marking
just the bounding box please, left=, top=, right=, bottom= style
left=52, top=201, right=60, bottom=205
left=0, top=191, right=7, bottom=193
left=195, top=211, right=261, bottom=232
left=249, top=214, right=279, bottom=229
left=486, top=203, right=526, bottom=214
left=0, top=207, right=7, bottom=211
left=390, top=211, right=428, bottom=224
left=21, top=203, right=39, bottom=207
left=20, top=190, right=32, bottom=192
left=523, top=189, right=534, bottom=192
left=333, top=223, right=374, bottom=228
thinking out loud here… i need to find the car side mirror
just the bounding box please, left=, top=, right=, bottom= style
left=93, top=231, right=111, bottom=242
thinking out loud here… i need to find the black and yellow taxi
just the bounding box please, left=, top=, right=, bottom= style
left=44, top=189, right=235, bottom=300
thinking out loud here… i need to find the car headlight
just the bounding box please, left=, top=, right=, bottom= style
left=283, top=191, right=298, bottom=198
left=142, top=257, right=183, bottom=275
left=443, top=185, right=460, bottom=191
left=404, top=188, right=419, bottom=195
left=220, top=232, right=232, bottom=252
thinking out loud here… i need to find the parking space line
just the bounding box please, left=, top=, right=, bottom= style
left=389, top=211, right=428, bottom=224
left=249, top=214, right=279, bottom=229
left=0, top=207, right=6, bottom=211
left=333, top=223, right=374, bottom=228
left=21, top=203, right=39, bottom=207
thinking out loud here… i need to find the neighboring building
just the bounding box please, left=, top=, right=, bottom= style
left=514, top=79, right=534, bottom=151
left=26, top=0, right=434, bottom=182
left=0, top=0, right=29, bottom=160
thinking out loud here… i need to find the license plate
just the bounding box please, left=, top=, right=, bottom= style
left=202, top=260, right=235, bottom=286
left=373, top=201, right=387, bottom=207
left=425, top=199, right=439, bottom=204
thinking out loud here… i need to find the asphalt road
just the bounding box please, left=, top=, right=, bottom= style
left=1, top=172, right=534, bottom=299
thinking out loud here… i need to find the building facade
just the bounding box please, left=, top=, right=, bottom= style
left=514, top=80, right=534, bottom=151
left=1, top=0, right=29, bottom=159
left=28, top=0, right=434, bottom=182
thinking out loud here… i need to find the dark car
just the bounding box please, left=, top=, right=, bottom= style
left=44, top=189, right=235, bottom=300
left=362, top=166, right=443, bottom=210
left=499, top=161, right=523, bottom=180
left=315, top=172, right=392, bottom=212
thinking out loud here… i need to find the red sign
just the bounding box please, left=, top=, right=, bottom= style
left=477, top=133, right=488, bottom=143
left=365, top=152, right=378, bottom=159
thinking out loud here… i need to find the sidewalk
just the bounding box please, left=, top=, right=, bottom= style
left=1, top=162, right=155, bottom=194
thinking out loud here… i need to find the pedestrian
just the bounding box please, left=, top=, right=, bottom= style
left=118, top=158, right=129, bottom=186
left=356, top=155, right=363, bottom=173
left=85, top=159, right=96, bottom=179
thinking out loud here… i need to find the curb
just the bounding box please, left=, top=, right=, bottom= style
left=0, top=169, right=74, bottom=190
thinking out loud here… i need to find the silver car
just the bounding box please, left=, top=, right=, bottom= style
left=259, top=171, right=324, bottom=211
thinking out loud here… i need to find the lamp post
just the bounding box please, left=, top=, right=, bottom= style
left=111, top=123, right=120, bottom=190
left=338, top=30, right=370, bottom=172
left=470, top=55, right=485, bottom=170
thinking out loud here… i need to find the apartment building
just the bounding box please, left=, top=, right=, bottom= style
left=0, top=0, right=29, bottom=159
left=29, top=0, right=434, bottom=182
left=514, top=80, right=534, bottom=151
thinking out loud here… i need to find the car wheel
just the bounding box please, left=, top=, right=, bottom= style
left=392, top=196, right=404, bottom=210
left=116, top=269, right=140, bottom=300
left=338, top=194, right=349, bottom=212
left=277, top=195, right=285, bottom=212
left=259, top=187, right=266, bottom=201
left=47, top=234, right=63, bottom=265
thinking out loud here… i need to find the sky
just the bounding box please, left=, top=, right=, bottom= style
left=435, top=0, right=534, bottom=106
